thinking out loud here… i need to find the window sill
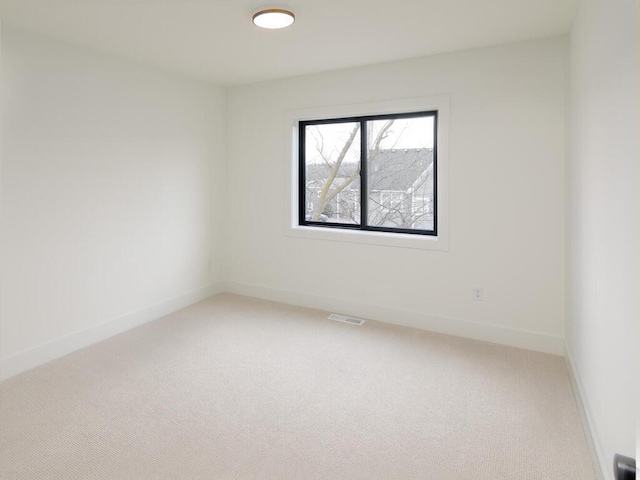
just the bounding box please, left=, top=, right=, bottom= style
left=285, top=225, right=449, bottom=251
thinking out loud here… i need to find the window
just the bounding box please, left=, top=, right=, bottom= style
left=299, top=111, right=437, bottom=236
left=286, top=95, right=449, bottom=251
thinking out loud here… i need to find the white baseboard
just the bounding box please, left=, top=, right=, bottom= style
left=224, top=280, right=564, bottom=355
left=1, top=279, right=564, bottom=382
left=564, top=344, right=609, bottom=480
left=0, top=282, right=224, bottom=382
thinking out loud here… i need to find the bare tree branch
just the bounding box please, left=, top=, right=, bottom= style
left=368, top=120, right=394, bottom=161
left=321, top=165, right=360, bottom=207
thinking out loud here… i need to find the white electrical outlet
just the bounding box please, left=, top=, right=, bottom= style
left=472, top=287, right=484, bottom=301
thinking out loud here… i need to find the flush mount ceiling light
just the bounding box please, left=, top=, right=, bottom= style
left=252, top=7, right=295, bottom=29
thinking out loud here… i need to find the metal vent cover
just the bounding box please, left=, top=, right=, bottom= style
left=327, top=313, right=365, bottom=326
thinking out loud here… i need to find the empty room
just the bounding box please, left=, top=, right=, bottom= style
left=0, top=0, right=637, bottom=479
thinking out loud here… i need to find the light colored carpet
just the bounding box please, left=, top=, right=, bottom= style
left=1, top=294, right=597, bottom=479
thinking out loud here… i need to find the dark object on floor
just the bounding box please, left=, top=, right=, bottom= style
left=614, top=454, right=636, bottom=480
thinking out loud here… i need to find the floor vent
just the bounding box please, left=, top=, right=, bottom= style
left=327, top=314, right=365, bottom=326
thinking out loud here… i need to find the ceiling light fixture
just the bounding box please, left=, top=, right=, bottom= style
left=252, top=7, right=295, bottom=29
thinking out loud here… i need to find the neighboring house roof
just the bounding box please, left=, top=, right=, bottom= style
left=306, top=148, right=434, bottom=193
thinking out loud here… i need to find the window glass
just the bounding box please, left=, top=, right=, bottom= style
left=304, top=122, right=361, bottom=224
left=367, top=117, right=435, bottom=231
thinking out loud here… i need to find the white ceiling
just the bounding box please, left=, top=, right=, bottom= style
left=0, top=0, right=578, bottom=86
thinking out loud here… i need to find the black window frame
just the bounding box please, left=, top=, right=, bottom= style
left=298, top=110, right=438, bottom=236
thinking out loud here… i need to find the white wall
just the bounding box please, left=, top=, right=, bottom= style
left=0, top=27, right=227, bottom=378
left=566, top=0, right=638, bottom=476
left=227, top=37, right=568, bottom=355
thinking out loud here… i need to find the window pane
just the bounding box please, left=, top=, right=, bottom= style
left=304, top=122, right=361, bottom=224
left=367, top=116, right=435, bottom=231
